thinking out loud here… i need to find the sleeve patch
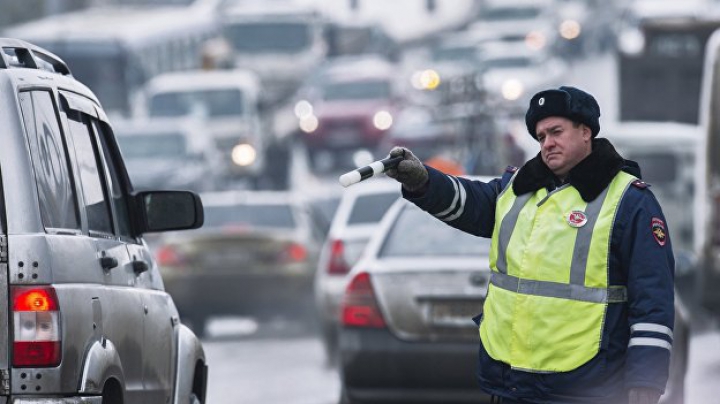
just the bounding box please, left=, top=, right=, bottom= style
left=651, top=217, right=667, bottom=246
left=632, top=179, right=649, bottom=189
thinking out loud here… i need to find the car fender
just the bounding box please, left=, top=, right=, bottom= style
left=78, top=338, right=125, bottom=395
left=173, top=324, right=207, bottom=404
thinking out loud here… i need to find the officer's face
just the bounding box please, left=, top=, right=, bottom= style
left=536, top=116, right=592, bottom=179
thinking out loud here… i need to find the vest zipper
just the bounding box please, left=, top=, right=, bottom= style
left=536, top=184, right=571, bottom=207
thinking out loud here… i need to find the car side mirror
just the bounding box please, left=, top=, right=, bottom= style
left=135, top=190, right=204, bottom=233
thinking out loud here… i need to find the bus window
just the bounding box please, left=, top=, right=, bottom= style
left=4, top=5, right=219, bottom=117
left=626, top=153, right=678, bottom=185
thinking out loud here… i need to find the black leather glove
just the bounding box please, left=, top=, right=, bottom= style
left=628, top=387, right=662, bottom=404
left=385, top=146, right=428, bottom=193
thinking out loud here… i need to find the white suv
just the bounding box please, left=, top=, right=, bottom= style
left=313, top=178, right=400, bottom=364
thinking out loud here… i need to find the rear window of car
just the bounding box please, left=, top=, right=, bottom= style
left=379, top=205, right=491, bottom=257
left=148, top=89, right=244, bottom=118
left=204, top=204, right=296, bottom=229
left=346, top=193, right=398, bottom=225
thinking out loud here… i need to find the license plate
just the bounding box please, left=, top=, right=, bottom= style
left=427, top=299, right=483, bottom=327
left=326, top=132, right=360, bottom=146
left=200, top=250, right=255, bottom=267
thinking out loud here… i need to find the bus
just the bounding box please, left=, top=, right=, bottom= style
left=2, top=2, right=220, bottom=117
left=616, top=0, right=720, bottom=124
left=217, top=2, right=326, bottom=106
left=696, top=26, right=720, bottom=318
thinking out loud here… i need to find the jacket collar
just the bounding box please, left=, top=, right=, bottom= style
left=512, top=138, right=630, bottom=202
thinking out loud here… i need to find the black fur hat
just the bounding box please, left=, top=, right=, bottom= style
left=525, top=86, right=601, bottom=139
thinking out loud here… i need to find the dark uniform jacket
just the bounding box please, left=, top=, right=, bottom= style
left=403, top=138, right=675, bottom=404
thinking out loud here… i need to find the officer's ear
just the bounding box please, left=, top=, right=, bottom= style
left=579, top=123, right=592, bottom=142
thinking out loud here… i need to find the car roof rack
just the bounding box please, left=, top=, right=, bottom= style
left=0, top=37, right=71, bottom=76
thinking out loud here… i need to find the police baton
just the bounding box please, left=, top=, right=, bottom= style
left=338, top=154, right=404, bottom=188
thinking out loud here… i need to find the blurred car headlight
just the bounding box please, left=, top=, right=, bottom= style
left=373, top=110, right=393, bottom=130
left=294, top=99, right=314, bottom=119
left=525, top=30, right=547, bottom=51
left=619, top=29, right=645, bottom=55
left=559, top=20, right=582, bottom=40
left=232, top=143, right=257, bottom=166
left=299, top=115, right=319, bottom=133
left=502, top=79, right=524, bottom=101
left=411, top=69, right=441, bottom=90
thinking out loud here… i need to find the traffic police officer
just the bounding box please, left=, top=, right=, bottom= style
left=386, top=86, right=675, bottom=404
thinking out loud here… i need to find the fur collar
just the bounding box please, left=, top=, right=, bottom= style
left=512, top=138, right=630, bottom=202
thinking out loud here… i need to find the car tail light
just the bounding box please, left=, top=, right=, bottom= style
left=280, top=242, right=307, bottom=263
left=156, top=245, right=185, bottom=267
left=341, top=272, right=386, bottom=328
left=327, top=239, right=350, bottom=275
left=12, top=286, right=61, bottom=367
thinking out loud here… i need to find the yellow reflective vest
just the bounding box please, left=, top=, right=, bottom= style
left=480, top=171, right=637, bottom=372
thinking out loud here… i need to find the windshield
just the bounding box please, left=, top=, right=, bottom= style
left=323, top=80, right=392, bottom=101
left=483, top=57, right=534, bottom=69
left=117, top=133, right=187, bottom=159
left=328, top=27, right=373, bottom=56
left=204, top=204, right=296, bottom=229
left=380, top=204, right=492, bottom=257
left=224, top=21, right=311, bottom=52
left=628, top=153, right=679, bottom=186
left=432, top=46, right=478, bottom=62
left=347, top=192, right=398, bottom=224
left=148, top=89, right=244, bottom=118
left=480, top=7, right=542, bottom=20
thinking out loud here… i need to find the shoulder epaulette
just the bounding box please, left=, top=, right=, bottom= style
left=505, top=165, right=518, bottom=174
left=631, top=179, right=649, bottom=189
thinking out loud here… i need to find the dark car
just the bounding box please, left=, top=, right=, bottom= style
left=157, top=190, right=324, bottom=336
left=294, top=56, right=401, bottom=169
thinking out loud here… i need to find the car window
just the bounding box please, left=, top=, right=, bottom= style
left=483, top=57, right=533, bottom=69
left=347, top=193, right=398, bottom=225
left=204, top=204, right=296, bottom=229
left=95, top=121, right=133, bottom=239
left=148, top=89, right=244, bottom=118
left=379, top=205, right=491, bottom=257
left=18, top=90, right=80, bottom=231
left=116, top=133, right=188, bottom=159
left=65, top=110, right=114, bottom=235
left=322, top=80, right=392, bottom=101
left=627, top=153, right=678, bottom=185
left=432, top=46, right=478, bottom=62
left=480, top=6, right=542, bottom=20
left=223, top=22, right=311, bottom=52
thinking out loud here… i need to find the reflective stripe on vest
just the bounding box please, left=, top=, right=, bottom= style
left=481, top=171, right=636, bottom=373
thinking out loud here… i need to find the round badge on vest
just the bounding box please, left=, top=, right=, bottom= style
left=567, top=210, right=588, bottom=227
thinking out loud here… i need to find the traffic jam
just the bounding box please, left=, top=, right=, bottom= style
left=1, top=0, right=720, bottom=403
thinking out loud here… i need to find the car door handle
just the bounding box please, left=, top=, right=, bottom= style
left=133, top=260, right=149, bottom=275
left=100, top=256, right=119, bottom=270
